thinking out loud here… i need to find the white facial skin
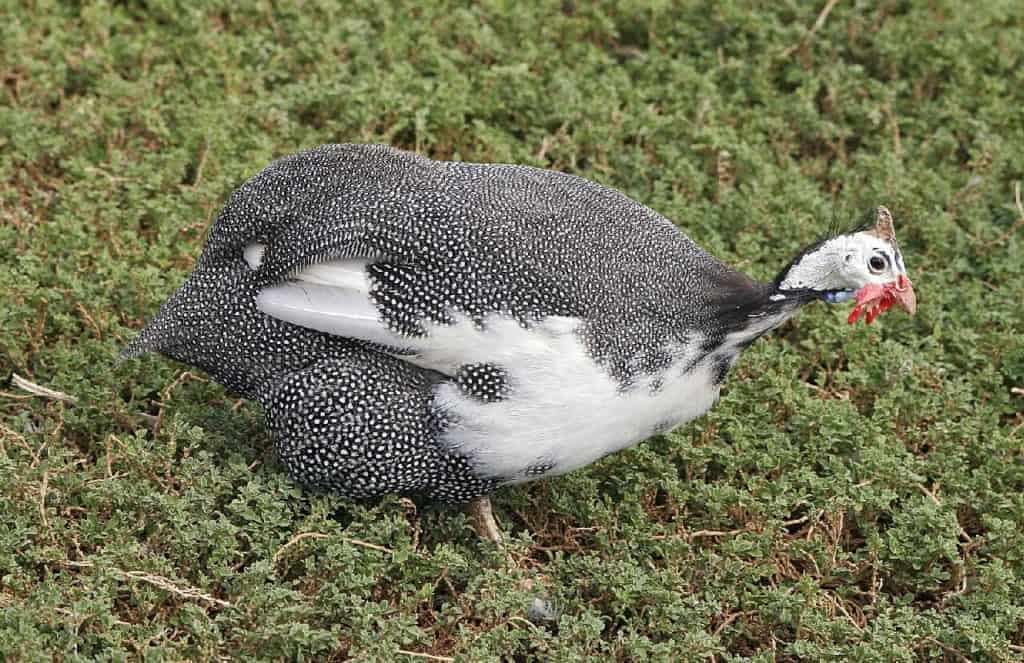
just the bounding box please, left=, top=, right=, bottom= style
left=779, top=231, right=908, bottom=294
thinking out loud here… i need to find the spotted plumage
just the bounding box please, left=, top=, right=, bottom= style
left=125, top=144, right=915, bottom=505
left=454, top=364, right=510, bottom=403
left=261, top=357, right=495, bottom=502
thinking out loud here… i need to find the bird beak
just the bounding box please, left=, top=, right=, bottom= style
left=893, top=273, right=916, bottom=315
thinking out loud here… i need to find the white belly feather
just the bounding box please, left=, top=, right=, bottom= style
left=429, top=316, right=720, bottom=482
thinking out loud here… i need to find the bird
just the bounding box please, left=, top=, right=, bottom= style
left=123, top=143, right=916, bottom=542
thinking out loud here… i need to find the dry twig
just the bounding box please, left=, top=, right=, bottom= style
left=11, top=373, right=158, bottom=428
left=273, top=531, right=394, bottom=566
left=916, top=483, right=971, bottom=542
left=985, top=181, right=1024, bottom=247
left=272, top=532, right=330, bottom=565
left=342, top=537, right=395, bottom=555
left=76, top=303, right=103, bottom=339
left=11, top=373, right=77, bottom=404
left=59, top=560, right=231, bottom=608
left=395, top=650, right=454, bottom=662
left=781, top=0, right=842, bottom=58
left=38, top=469, right=52, bottom=540
left=712, top=610, right=752, bottom=636
left=152, top=371, right=207, bottom=437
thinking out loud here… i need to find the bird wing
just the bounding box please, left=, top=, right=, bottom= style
left=218, top=144, right=758, bottom=381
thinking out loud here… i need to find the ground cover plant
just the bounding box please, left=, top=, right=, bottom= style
left=2, top=1, right=1023, bottom=660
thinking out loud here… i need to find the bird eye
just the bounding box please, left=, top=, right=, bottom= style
left=868, top=255, right=887, bottom=273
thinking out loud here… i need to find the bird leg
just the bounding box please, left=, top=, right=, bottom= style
left=466, top=497, right=557, bottom=620
left=467, top=495, right=502, bottom=544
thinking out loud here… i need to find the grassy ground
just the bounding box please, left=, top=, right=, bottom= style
left=2, top=1, right=1023, bottom=660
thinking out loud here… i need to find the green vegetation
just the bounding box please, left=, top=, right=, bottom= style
left=2, top=1, right=1023, bottom=659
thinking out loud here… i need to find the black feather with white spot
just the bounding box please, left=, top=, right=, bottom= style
left=454, top=363, right=510, bottom=403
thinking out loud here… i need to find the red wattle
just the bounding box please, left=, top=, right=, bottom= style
left=847, top=277, right=914, bottom=325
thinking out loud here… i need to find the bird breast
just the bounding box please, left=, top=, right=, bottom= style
left=429, top=315, right=724, bottom=483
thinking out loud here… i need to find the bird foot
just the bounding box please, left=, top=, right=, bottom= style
left=466, top=495, right=502, bottom=544
left=520, top=576, right=559, bottom=623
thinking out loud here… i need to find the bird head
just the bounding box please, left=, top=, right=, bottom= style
left=776, top=206, right=916, bottom=324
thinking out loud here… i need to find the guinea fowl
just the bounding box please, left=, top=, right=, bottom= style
left=124, top=144, right=916, bottom=542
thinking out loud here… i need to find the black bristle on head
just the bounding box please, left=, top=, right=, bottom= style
left=823, top=202, right=887, bottom=240
left=771, top=203, right=888, bottom=290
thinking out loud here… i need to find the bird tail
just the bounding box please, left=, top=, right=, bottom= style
left=119, top=285, right=193, bottom=360
left=118, top=257, right=372, bottom=398
left=117, top=265, right=271, bottom=397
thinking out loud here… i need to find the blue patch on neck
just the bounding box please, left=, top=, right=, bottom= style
left=823, top=289, right=855, bottom=304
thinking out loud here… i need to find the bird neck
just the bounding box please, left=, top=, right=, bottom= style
left=699, top=272, right=807, bottom=354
